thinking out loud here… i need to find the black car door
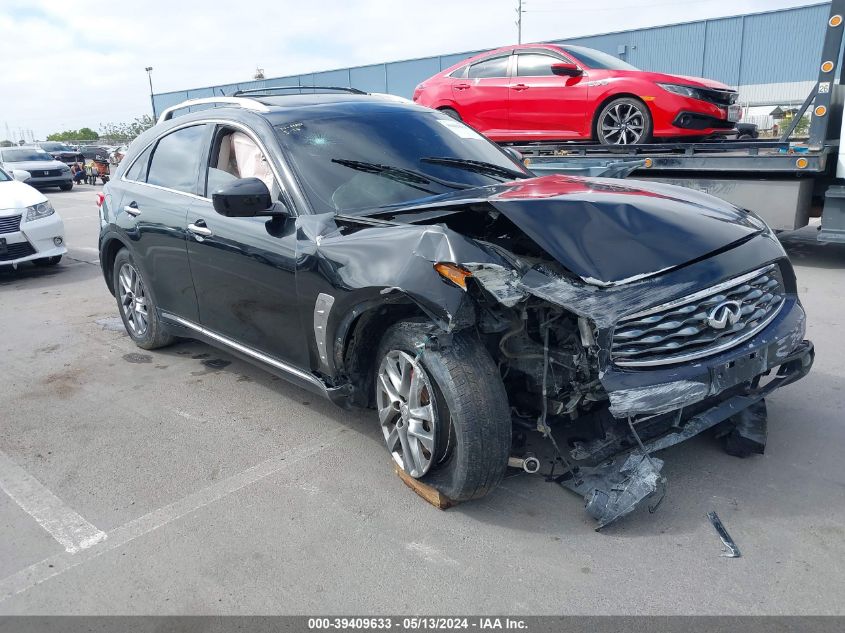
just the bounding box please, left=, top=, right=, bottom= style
left=116, top=123, right=212, bottom=322
left=185, top=123, right=307, bottom=368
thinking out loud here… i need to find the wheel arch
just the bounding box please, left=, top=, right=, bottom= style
left=99, top=232, right=131, bottom=296
left=332, top=292, right=467, bottom=408
left=590, top=92, right=652, bottom=141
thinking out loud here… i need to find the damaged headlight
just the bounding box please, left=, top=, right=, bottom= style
left=434, top=262, right=473, bottom=290
left=25, top=201, right=55, bottom=222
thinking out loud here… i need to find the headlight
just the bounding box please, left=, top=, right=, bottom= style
left=26, top=201, right=55, bottom=222
left=657, top=83, right=704, bottom=100
left=60, top=165, right=70, bottom=173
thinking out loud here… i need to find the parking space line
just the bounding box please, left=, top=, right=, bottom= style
left=0, top=427, right=345, bottom=605
left=0, top=450, right=106, bottom=554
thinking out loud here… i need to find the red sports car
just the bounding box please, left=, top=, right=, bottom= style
left=413, top=44, right=741, bottom=144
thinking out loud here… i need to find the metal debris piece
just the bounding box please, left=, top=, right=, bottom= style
left=561, top=452, right=664, bottom=530
left=708, top=511, right=741, bottom=558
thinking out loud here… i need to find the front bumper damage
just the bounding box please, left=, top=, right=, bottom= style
left=561, top=339, right=813, bottom=529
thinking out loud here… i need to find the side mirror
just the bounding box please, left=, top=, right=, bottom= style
left=551, top=62, right=583, bottom=77
left=212, top=177, right=280, bottom=217
left=12, top=169, right=31, bottom=182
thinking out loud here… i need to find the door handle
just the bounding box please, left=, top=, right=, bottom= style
left=511, top=83, right=529, bottom=91
left=454, top=83, right=470, bottom=90
left=123, top=201, right=141, bottom=217
left=188, top=220, right=213, bottom=238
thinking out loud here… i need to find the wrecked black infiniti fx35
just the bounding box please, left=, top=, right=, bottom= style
left=98, top=91, right=813, bottom=527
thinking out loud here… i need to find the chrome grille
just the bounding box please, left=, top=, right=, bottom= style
left=0, top=215, right=22, bottom=234
left=612, top=265, right=786, bottom=367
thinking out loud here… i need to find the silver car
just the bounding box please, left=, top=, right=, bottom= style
left=0, top=147, right=73, bottom=191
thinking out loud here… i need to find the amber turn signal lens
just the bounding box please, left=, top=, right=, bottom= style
left=644, top=158, right=653, bottom=168
left=830, top=14, right=842, bottom=27
left=796, top=158, right=809, bottom=169
left=434, top=262, right=472, bottom=289
left=815, top=105, right=827, bottom=117
left=822, top=60, right=835, bottom=73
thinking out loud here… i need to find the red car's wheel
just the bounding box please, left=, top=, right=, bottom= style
left=596, top=97, right=652, bottom=145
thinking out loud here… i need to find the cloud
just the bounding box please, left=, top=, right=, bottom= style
left=0, top=0, right=821, bottom=139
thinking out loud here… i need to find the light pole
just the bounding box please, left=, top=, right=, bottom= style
left=145, top=67, right=156, bottom=120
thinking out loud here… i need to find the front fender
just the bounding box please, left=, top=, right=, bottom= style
left=293, top=213, right=508, bottom=377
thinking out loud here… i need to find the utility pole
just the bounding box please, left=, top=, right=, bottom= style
left=516, top=0, right=524, bottom=44
left=145, top=67, right=156, bottom=120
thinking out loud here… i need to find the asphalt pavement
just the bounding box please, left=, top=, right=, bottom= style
left=0, top=183, right=843, bottom=615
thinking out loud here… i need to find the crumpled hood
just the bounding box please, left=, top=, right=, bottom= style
left=483, top=175, right=765, bottom=285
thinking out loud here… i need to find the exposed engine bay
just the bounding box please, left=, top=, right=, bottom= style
left=303, top=177, right=814, bottom=529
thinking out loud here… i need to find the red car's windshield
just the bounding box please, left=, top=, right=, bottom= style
left=561, top=46, right=639, bottom=71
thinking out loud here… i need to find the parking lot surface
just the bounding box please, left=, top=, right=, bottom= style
left=0, top=184, right=844, bottom=615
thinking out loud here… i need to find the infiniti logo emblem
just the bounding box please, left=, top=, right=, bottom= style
left=707, top=300, right=742, bottom=330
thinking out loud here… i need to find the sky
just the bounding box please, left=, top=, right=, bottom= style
left=0, top=0, right=826, bottom=140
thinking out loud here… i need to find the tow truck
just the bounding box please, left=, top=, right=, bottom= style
left=503, top=0, right=845, bottom=243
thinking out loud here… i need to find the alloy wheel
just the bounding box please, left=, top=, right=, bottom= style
left=600, top=102, right=646, bottom=145
left=118, top=262, right=149, bottom=337
left=376, top=350, right=438, bottom=478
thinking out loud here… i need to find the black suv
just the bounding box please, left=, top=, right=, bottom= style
left=98, top=89, right=813, bottom=527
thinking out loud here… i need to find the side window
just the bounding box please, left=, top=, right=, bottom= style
left=449, top=65, right=468, bottom=79
left=466, top=56, right=509, bottom=79
left=516, top=53, right=558, bottom=77
left=205, top=127, right=280, bottom=199
left=146, top=124, right=208, bottom=194
left=124, top=145, right=152, bottom=182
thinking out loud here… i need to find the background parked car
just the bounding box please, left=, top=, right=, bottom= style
left=0, top=147, right=73, bottom=190
left=0, top=166, right=66, bottom=267
left=413, top=43, right=741, bottom=144
left=36, top=141, right=85, bottom=164
left=79, top=145, right=112, bottom=162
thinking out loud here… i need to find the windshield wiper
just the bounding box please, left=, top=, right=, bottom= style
left=420, top=156, right=529, bottom=181
left=331, top=159, right=471, bottom=193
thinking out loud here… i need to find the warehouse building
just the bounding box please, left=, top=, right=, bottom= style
left=153, top=2, right=832, bottom=122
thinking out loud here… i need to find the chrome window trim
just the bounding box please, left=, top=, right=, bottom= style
left=120, top=118, right=296, bottom=211
left=161, top=312, right=325, bottom=389
left=613, top=299, right=785, bottom=368
left=619, top=264, right=778, bottom=322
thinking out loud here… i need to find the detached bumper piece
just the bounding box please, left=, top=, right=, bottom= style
left=559, top=340, right=813, bottom=529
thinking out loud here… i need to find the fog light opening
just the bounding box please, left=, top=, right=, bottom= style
left=53, top=237, right=63, bottom=246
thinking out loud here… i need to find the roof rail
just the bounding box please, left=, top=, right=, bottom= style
left=157, top=97, right=271, bottom=124
left=232, top=86, right=368, bottom=97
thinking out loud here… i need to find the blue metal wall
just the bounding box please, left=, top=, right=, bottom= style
left=154, top=3, right=831, bottom=113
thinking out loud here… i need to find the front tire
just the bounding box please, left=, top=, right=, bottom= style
left=59, top=183, right=73, bottom=191
left=112, top=248, right=174, bottom=350
left=375, top=321, right=511, bottom=502
left=596, top=97, right=652, bottom=145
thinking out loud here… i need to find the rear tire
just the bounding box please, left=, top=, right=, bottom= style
left=375, top=321, right=511, bottom=502
left=112, top=248, right=175, bottom=350
left=438, top=107, right=462, bottom=121
left=596, top=97, right=652, bottom=145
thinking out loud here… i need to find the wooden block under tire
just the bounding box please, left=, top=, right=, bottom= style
left=393, top=463, right=455, bottom=510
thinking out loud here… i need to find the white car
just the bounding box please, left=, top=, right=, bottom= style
left=0, top=167, right=66, bottom=268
